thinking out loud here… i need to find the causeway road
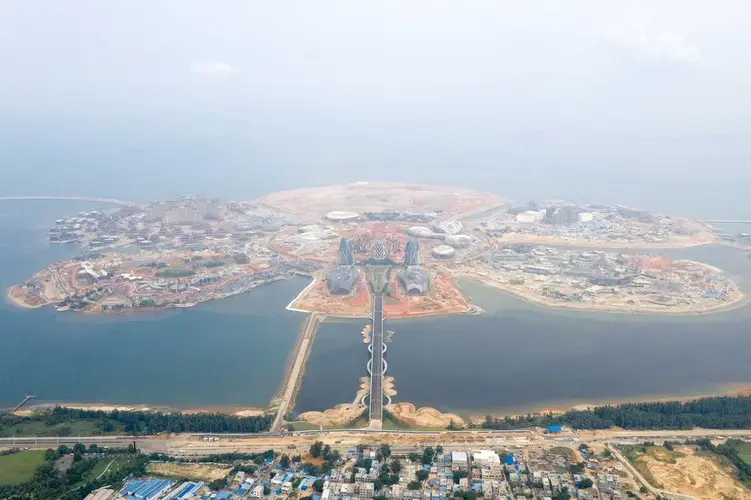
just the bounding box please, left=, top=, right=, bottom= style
left=271, top=313, right=324, bottom=432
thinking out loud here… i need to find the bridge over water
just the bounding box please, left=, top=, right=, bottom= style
left=366, top=294, right=389, bottom=428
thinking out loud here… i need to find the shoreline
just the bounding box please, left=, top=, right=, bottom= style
left=463, top=383, right=751, bottom=421
left=14, top=384, right=751, bottom=422
left=304, top=384, right=751, bottom=428
left=13, top=401, right=266, bottom=417
left=5, top=285, right=45, bottom=309
left=284, top=275, right=319, bottom=313
left=6, top=275, right=295, bottom=315
left=453, top=273, right=748, bottom=317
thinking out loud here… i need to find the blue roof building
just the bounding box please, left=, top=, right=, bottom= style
left=547, top=425, right=562, bottom=433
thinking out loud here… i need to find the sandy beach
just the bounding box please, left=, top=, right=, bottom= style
left=14, top=402, right=266, bottom=417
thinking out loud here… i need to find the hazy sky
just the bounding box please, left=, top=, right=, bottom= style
left=0, top=1, right=749, bottom=215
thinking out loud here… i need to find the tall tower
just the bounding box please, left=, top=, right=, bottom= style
left=404, top=238, right=420, bottom=266
left=339, top=238, right=355, bottom=266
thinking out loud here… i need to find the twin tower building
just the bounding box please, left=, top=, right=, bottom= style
left=326, top=238, right=429, bottom=295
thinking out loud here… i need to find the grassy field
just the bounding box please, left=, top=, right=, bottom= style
left=89, top=456, right=137, bottom=480
left=288, top=421, right=321, bottom=431
left=733, top=441, right=751, bottom=465
left=732, top=441, right=751, bottom=464
left=0, top=450, right=47, bottom=486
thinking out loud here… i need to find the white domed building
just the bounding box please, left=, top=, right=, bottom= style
left=432, top=245, right=456, bottom=259
left=325, top=211, right=360, bottom=222
left=407, top=226, right=435, bottom=238
left=444, top=234, right=472, bottom=248
left=434, top=220, right=463, bottom=235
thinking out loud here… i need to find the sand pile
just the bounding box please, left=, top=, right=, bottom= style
left=299, top=403, right=367, bottom=427
left=385, top=403, right=464, bottom=428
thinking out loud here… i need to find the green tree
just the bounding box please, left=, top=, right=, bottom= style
left=408, top=481, right=422, bottom=490
left=576, top=478, right=593, bottom=489
left=209, top=477, right=228, bottom=491
left=436, top=446, right=444, bottom=455
left=552, top=488, right=571, bottom=500
left=391, top=459, right=403, bottom=474
left=281, top=454, right=290, bottom=469
left=73, top=451, right=83, bottom=462
left=310, top=441, right=323, bottom=458
left=313, top=479, right=325, bottom=492
left=416, top=469, right=429, bottom=481
left=567, top=462, right=585, bottom=474
left=453, top=470, right=468, bottom=484
left=408, top=452, right=421, bottom=462
left=379, top=444, right=391, bottom=460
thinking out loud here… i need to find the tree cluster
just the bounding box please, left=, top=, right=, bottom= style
left=480, top=396, right=751, bottom=430
left=6, top=406, right=273, bottom=435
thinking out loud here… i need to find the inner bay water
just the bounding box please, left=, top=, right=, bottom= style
left=3, top=199, right=751, bottom=416
left=0, top=200, right=307, bottom=408
left=295, top=244, right=751, bottom=416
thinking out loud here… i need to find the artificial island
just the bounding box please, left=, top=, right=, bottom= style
left=7, top=182, right=740, bottom=317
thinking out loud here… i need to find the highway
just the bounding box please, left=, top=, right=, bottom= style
left=369, top=294, right=385, bottom=427
left=3, top=429, right=751, bottom=459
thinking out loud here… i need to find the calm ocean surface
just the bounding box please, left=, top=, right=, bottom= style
left=0, top=200, right=307, bottom=408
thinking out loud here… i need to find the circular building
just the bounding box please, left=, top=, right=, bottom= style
left=434, top=220, right=463, bottom=235
left=326, top=210, right=359, bottom=221
left=432, top=245, right=456, bottom=258
left=444, top=234, right=472, bottom=248
left=407, top=226, right=435, bottom=238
